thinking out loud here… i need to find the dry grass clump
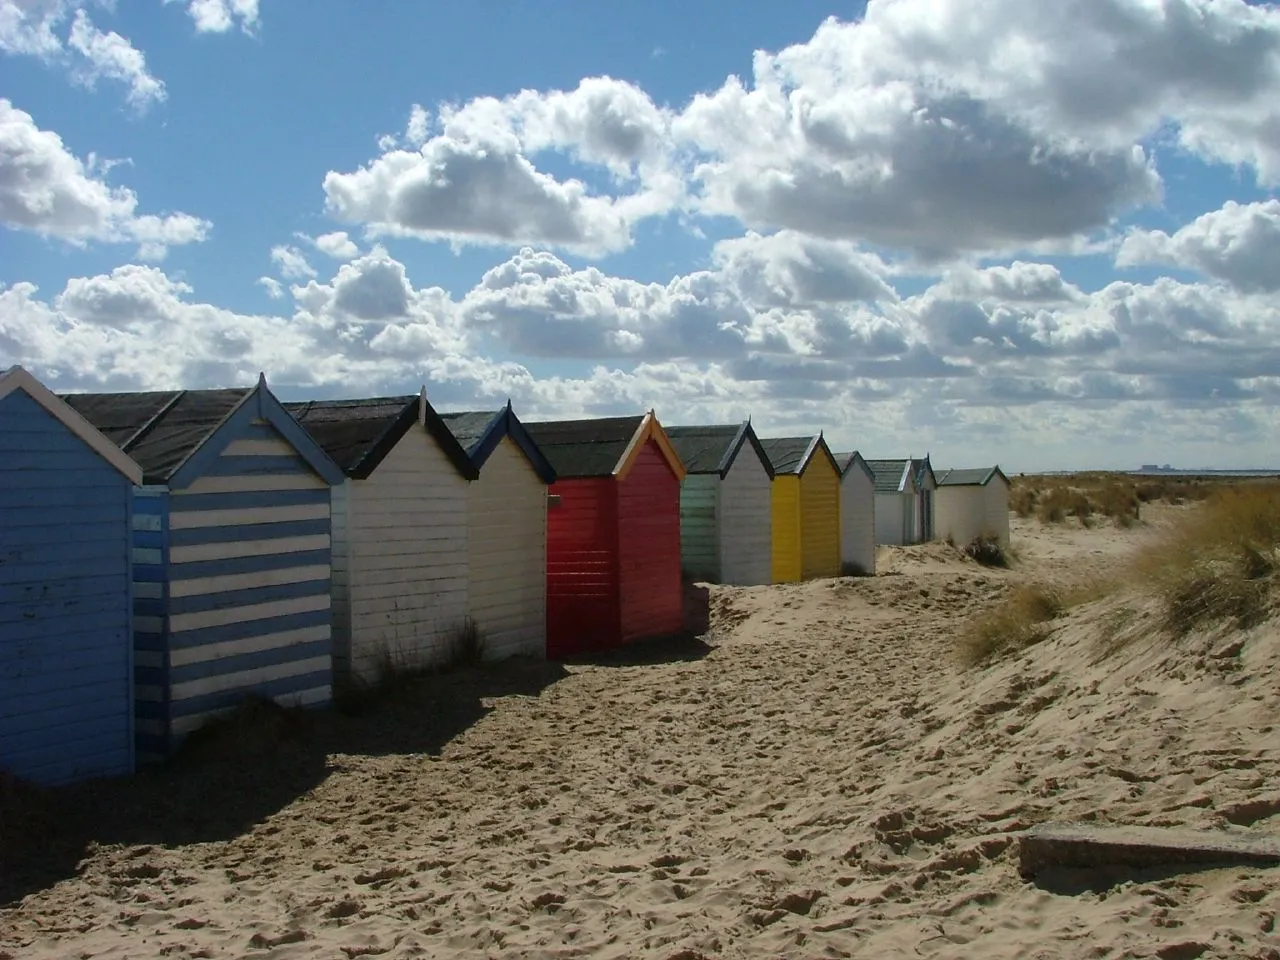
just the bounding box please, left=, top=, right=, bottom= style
left=963, top=534, right=1010, bottom=568
left=1012, top=471, right=1223, bottom=528
left=1135, top=482, right=1280, bottom=638
left=959, top=583, right=1065, bottom=665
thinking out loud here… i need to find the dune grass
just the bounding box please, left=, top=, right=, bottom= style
left=1010, top=472, right=1214, bottom=527
left=958, top=583, right=1065, bottom=665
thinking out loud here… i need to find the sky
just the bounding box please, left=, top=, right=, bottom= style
left=2, top=0, right=1279, bottom=473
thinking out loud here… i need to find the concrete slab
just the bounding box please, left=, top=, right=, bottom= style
left=1018, top=821, right=1280, bottom=879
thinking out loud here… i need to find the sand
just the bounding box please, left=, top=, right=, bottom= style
left=3, top=506, right=1279, bottom=959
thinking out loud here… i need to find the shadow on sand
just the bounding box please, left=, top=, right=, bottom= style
left=0, top=656, right=567, bottom=906
left=560, top=630, right=715, bottom=668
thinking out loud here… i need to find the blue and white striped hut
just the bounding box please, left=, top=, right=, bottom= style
left=62, top=375, right=345, bottom=761
left=1, top=366, right=143, bottom=784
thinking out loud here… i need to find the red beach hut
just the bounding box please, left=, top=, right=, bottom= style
left=524, top=412, right=687, bottom=658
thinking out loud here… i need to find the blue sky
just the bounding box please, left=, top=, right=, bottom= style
left=2, top=0, right=1279, bottom=472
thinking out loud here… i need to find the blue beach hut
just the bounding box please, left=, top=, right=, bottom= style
left=61, top=375, right=345, bottom=761
left=1, top=366, right=143, bottom=784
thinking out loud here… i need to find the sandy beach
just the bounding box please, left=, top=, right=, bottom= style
left=3, top=505, right=1279, bottom=959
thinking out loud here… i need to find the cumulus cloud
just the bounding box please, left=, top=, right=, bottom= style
left=164, top=0, right=259, bottom=34
left=324, top=77, right=685, bottom=255
left=310, top=230, right=359, bottom=260
left=257, top=276, right=284, bottom=299
left=1, top=1, right=165, bottom=110
left=269, top=244, right=315, bottom=280
left=5, top=243, right=1280, bottom=470
left=1117, top=199, right=1280, bottom=293
left=0, top=99, right=210, bottom=257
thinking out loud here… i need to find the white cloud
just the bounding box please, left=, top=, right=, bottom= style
left=269, top=244, right=315, bottom=280
left=1117, top=199, right=1280, bottom=293
left=257, top=276, right=284, bottom=299
left=0, top=99, right=210, bottom=257
left=323, top=133, right=635, bottom=256
left=166, top=0, right=259, bottom=34
left=1, top=1, right=165, bottom=111
left=310, top=230, right=359, bottom=260
left=66, top=9, right=165, bottom=109
left=5, top=244, right=1280, bottom=470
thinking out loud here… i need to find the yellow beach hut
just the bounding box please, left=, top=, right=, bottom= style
left=759, top=434, right=842, bottom=583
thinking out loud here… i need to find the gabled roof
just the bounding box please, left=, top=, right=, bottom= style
left=438, top=403, right=556, bottom=483
left=865, top=459, right=913, bottom=494
left=1, top=366, right=142, bottom=485
left=759, top=433, right=840, bottom=477
left=665, top=422, right=775, bottom=479
left=285, top=391, right=478, bottom=481
left=61, top=375, right=343, bottom=487
left=912, top=455, right=937, bottom=490
left=935, top=466, right=1009, bottom=487
left=832, top=449, right=875, bottom=484
left=525, top=411, right=685, bottom=481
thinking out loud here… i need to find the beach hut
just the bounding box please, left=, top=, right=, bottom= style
left=285, top=393, right=478, bottom=686
left=524, top=413, right=686, bottom=658
left=61, top=376, right=345, bottom=762
left=1, top=367, right=143, bottom=784
left=865, top=457, right=937, bottom=546
left=437, top=405, right=556, bottom=661
left=934, top=466, right=1011, bottom=548
left=833, top=451, right=877, bottom=576
left=760, top=435, right=842, bottom=583
left=665, top=422, right=774, bottom=586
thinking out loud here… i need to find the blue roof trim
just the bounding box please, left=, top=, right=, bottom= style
left=469, top=403, right=558, bottom=483
left=168, top=379, right=345, bottom=489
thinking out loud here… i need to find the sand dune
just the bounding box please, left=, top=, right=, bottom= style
left=3, top=508, right=1279, bottom=959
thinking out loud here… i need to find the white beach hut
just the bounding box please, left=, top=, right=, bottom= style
left=437, top=405, right=556, bottom=661
left=833, top=450, right=877, bottom=575
left=866, top=456, right=937, bottom=546
left=934, top=466, right=1012, bottom=548
left=665, top=422, right=775, bottom=586
left=287, top=392, right=478, bottom=686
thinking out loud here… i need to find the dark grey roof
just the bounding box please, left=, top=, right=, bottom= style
left=524, top=415, right=644, bottom=479
left=936, top=466, right=1005, bottom=486
left=665, top=424, right=741, bottom=474
left=286, top=395, right=478, bottom=480
left=61, top=388, right=251, bottom=484
left=912, top=456, right=936, bottom=489
left=865, top=458, right=911, bottom=494
left=285, top=396, right=416, bottom=474
left=437, top=410, right=501, bottom=453
left=759, top=436, right=819, bottom=476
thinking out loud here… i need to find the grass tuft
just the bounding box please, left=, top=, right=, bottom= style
left=963, top=535, right=1010, bottom=568
left=958, top=583, right=1065, bottom=666
left=1134, top=482, right=1280, bottom=638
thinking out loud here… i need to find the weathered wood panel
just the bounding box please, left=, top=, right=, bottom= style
left=342, top=425, right=469, bottom=684
left=617, top=440, right=684, bottom=644
left=800, top=455, right=841, bottom=580
left=0, top=389, right=135, bottom=784
left=719, top=449, right=772, bottom=586
left=678, top=474, right=720, bottom=583
left=771, top=475, right=803, bottom=583
left=468, top=437, right=547, bottom=661
left=840, top=466, right=876, bottom=575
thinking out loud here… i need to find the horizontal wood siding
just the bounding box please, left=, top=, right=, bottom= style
left=771, top=476, right=802, bottom=583
left=617, top=440, right=683, bottom=644
left=986, top=477, right=1011, bottom=548
left=346, top=426, right=469, bottom=684
left=0, top=390, right=135, bottom=784
left=875, top=493, right=906, bottom=546
left=132, top=487, right=170, bottom=762
left=162, top=422, right=332, bottom=751
left=329, top=480, right=353, bottom=680
left=840, top=468, right=876, bottom=575
left=678, top=475, right=720, bottom=582
left=720, top=451, right=772, bottom=586
left=800, top=457, right=841, bottom=580
left=468, top=437, right=547, bottom=661
left=546, top=478, right=618, bottom=657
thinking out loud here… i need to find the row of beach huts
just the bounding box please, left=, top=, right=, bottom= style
left=0, top=366, right=1010, bottom=785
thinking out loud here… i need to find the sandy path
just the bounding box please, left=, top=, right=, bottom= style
left=3, top=510, right=1278, bottom=959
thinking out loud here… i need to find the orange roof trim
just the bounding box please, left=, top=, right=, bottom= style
left=613, top=409, right=687, bottom=482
